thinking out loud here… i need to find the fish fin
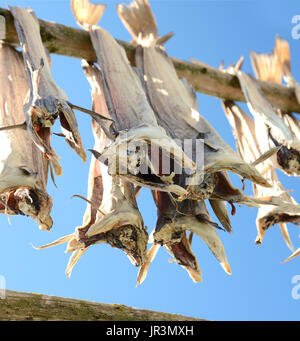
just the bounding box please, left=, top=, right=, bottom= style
left=71, top=0, right=106, bottom=30
left=136, top=243, right=160, bottom=286
left=282, top=247, right=300, bottom=264
left=117, top=0, right=158, bottom=47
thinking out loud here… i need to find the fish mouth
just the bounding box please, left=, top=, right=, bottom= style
left=178, top=172, right=218, bottom=201
left=153, top=214, right=231, bottom=276
left=164, top=235, right=202, bottom=283
left=78, top=224, right=148, bottom=267
left=0, top=186, right=53, bottom=230
left=276, top=145, right=300, bottom=176
left=151, top=224, right=202, bottom=282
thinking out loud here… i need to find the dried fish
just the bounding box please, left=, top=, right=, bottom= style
left=116, top=0, right=233, bottom=284
left=275, top=35, right=300, bottom=106
left=221, top=99, right=300, bottom=249
left=36, top=61, right=148, bottom=276
left=266, top=36, right=300, bottom=142
left=231, top=53, right=300, bottom=177
left=137, top=189, right=232, bottom=284
left=117, top=0, right=270, bottom=193
left=156, top=193, right=231, bottom=273
left=0, top=42, right=53, bottom=230
left=7, top=6, right=86, bottom=171
left=71, top=0, right=195, bottom=197
left=149, top=191, right=203, bottom=283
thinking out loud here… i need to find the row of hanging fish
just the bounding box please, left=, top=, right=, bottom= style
left=35, top=0, right=283, bottom=283
left=0, top=5, right=115, bottom=228
left=1, top=0, right=299, bottom=283
left=221, top=36, right=300, bottom=259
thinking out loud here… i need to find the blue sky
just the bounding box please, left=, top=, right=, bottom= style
left=0, top=0, right=300, bottom=321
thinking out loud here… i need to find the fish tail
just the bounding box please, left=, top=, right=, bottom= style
left=71, top=0, right=106, bottom=30
left=250, top=50, right=282, bottom=84
left=274, top=35, right=291, bottom=77
left=117, top=0, right=158, bottom=47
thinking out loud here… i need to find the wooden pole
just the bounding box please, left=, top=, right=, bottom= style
left=0, top=290, right=204, bottom=321
left=1, top=7, right=300, bottom=114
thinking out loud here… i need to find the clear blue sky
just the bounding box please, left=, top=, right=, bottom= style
left=1, top=0, right=300, bottom=321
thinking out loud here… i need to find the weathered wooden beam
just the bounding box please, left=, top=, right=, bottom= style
left=0, top=290, right=204, bottom=321
left=1, top=6, right=300, bottom=114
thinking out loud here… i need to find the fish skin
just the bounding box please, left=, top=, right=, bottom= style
left=133, top=44, right=270, bottom=187
left=36, top=57, right=148, bottom=276
left=117, top=0, right=270, bottom=189
left=71, top=0, right=196, bottom=193
left=232, top=50, right=300, bottom=177
left=149, top=190, right=203, bottom=282
left=117, top=0, right=234, bottom=283
left=0, top=42, right=53, bottom=230
left=152, top=191, right=231, bottom=276
left=221, top=98, right=300, bottom=248
left=9, top=6, right=86, bottom=165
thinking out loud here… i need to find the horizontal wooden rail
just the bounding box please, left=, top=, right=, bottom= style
left=1, top=7, right=300, bottom=114
left=0, top=290, right=204, bottom=321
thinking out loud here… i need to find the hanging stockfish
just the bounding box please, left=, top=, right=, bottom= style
left=117, top=0, right=232, bottom=284
left=36, top=61, right=148, bottom=277
left=275, top=35, right=300, bottom=107
left=231, top=53, right=300, bottom=177
left=117, top=0, right=271, bottom=198
left=138, top=191, right=203, bottom=284
left=4, top=6, right=87, bottom=174
left=251, top=36, right=300, bottom=146
left=70, top=0, right=195, bottom=197
left=0, top=42, right=53, bottom=231
left=137, top=191, right=233, bottom=285
left=221, top=99, right=300, bottom=250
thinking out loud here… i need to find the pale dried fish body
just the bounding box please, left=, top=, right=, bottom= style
left=117, top=0, right=270, bottom=191
left=271, top=36, right=300, bottom=140
left=116, top=0, right=263, bottom=282
left=71, top=0, right=195, bottom=197
left=250, top=47, right=300, bottom=176
left=80, top=62, right=147, bottom=266
left=274, top=35, right=300, bottom=104
left=232, top=57, right=300, bottom=177
left=234, top=71, right=294, bottom=144
left=9, top=6, right=86, bottom=167
left=117, top=0, right=276, bottom=254
left=0, top=42, right=52, bottom=230
left=222, top=99, right=300, bottom=248
left=37, top=60, right=148, bottom=276
left=116, top=0, right=232, bottom=282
